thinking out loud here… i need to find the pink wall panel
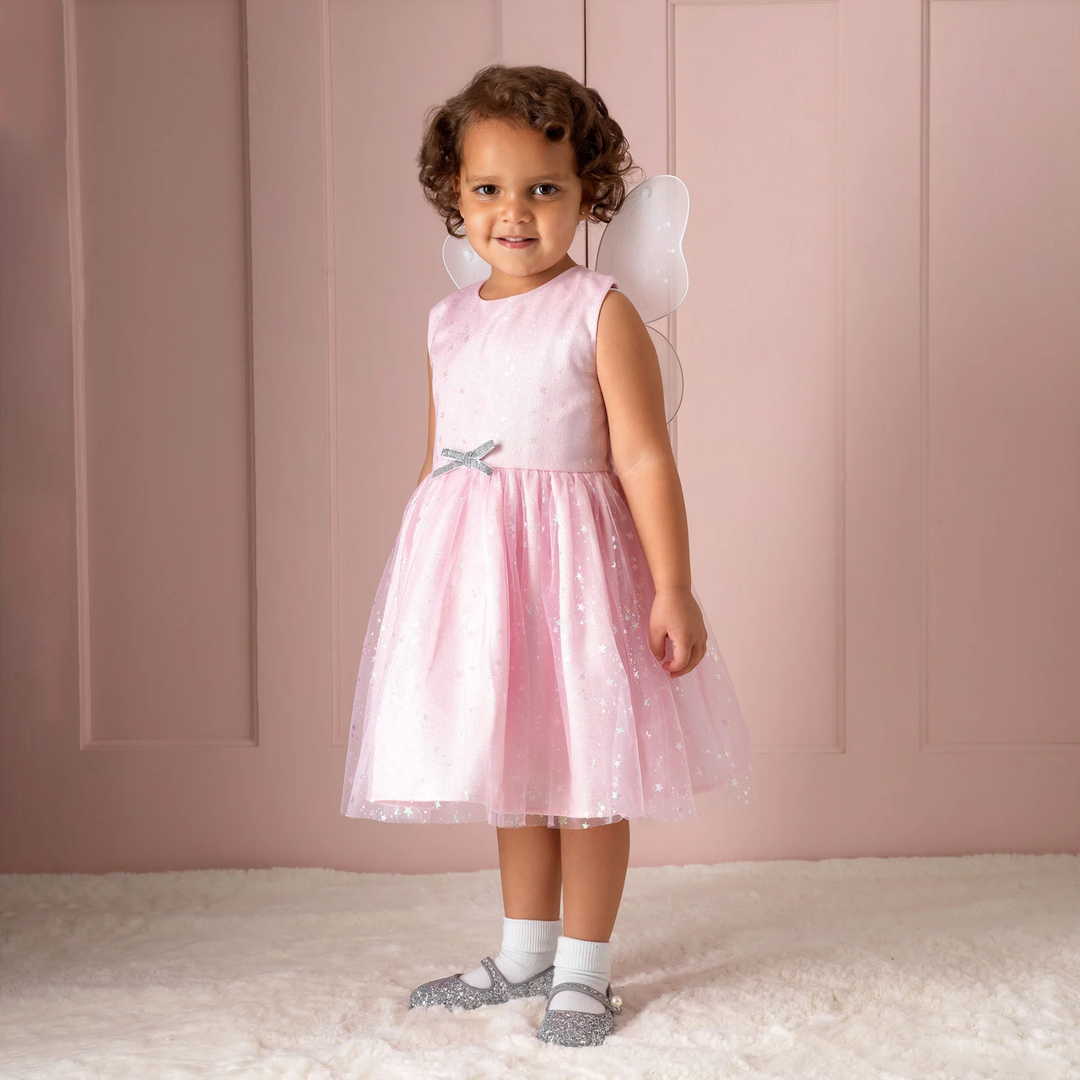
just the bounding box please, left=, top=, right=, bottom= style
left=0, top=0, right=80, bottom=867
left=72, top=0, right=255, bottom=745
left=926, top=0, right=1080, bottom=750
left=674, top=1, right=842, bottom=754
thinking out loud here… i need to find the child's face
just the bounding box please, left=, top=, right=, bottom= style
left=453, top=118, right=590, bottom=278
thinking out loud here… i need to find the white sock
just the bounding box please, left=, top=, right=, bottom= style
left=459, top=916, right=561, bottom=988
left=548, top=934, right=612, bottom=1014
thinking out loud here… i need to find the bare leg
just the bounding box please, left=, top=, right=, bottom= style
left=496, top=824, right=562, bottom=920
left=455, top=825, right=561, bottom=991
left=560, top=818, right=631, bottom=941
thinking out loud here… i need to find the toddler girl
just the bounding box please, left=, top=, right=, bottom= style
left=341, top=63, right=753, bottom=1047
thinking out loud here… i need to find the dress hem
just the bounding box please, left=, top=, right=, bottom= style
left=340, top=773, right=753, bottom=829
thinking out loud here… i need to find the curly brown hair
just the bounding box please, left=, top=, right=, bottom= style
left=417, top=64, right=643, bottom=238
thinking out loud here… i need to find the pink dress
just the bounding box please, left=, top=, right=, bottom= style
left=340, top=263, right=753, bottom=828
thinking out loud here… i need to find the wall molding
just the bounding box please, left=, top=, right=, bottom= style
left=670, top=0, right=846, bottom=754
left=917, top=0, right=1080, bottom=754
left=65, top=0, right=259, bottom=749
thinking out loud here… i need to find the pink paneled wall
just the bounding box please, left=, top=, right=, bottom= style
left=1, top=0, right=1077, bottom=875
left=1, top=1, right=83, bottom=868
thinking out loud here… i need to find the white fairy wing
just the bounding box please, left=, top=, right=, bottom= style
left=442, top=232, right=490, bottom=290
left=647, top=326, right=685, bottom=426
left=595, top=175, right=690, bottom=422
left=594, top=174, right=689, bottom=324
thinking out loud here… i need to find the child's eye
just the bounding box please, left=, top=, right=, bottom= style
left=472, top=184, right=560, bottom=197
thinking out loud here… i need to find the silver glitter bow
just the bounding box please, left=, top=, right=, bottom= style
left=431, top=438, right=497, bottom=477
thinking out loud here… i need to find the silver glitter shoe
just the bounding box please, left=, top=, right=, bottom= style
left=408, top=955, right=555, bottom=1010
left=536, top=981, right=624, bottom=1046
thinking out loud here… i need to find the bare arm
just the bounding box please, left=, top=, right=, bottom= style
left=417, top=350, right=435, bottom=486
left=595, top=288, right=707, bottom=677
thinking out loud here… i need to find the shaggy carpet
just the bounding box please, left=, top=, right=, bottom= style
left=1, top=853, right=1078, bottom=1079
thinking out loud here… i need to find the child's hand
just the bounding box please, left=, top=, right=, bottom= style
left=648, top=586, right=708, bottom=678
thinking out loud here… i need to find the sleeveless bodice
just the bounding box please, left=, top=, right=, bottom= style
left=427, top=263, right=619, bottom=473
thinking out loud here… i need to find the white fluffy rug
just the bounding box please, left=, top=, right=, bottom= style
left=1, top=853, right=1078, bottom=1079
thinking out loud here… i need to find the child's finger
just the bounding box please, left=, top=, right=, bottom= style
left=649, top=623, right=668, bottom=662
left=667, top=640, right=705, bottom=677
left=664, top=636, right=693, bottom=674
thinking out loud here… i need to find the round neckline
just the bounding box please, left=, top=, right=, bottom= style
left=476, top=263, right=581, bottom=303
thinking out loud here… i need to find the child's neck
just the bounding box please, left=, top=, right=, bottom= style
left=480, top=256, right=577, bottom=300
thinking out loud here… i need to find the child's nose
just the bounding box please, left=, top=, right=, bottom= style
left=499, top=195, right=532, bottom=218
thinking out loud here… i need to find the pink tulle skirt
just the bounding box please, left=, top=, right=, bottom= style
left=340, top=465, right=754, bottom=828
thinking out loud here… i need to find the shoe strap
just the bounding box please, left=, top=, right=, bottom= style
left=478, top=956, right=508, bottom=989
left=546, top=980, right=623, bottom=1015
left=477, top=956, right=555, bottom=990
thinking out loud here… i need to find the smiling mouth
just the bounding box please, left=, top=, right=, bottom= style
left=497, top=237, right=536, bottom=246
